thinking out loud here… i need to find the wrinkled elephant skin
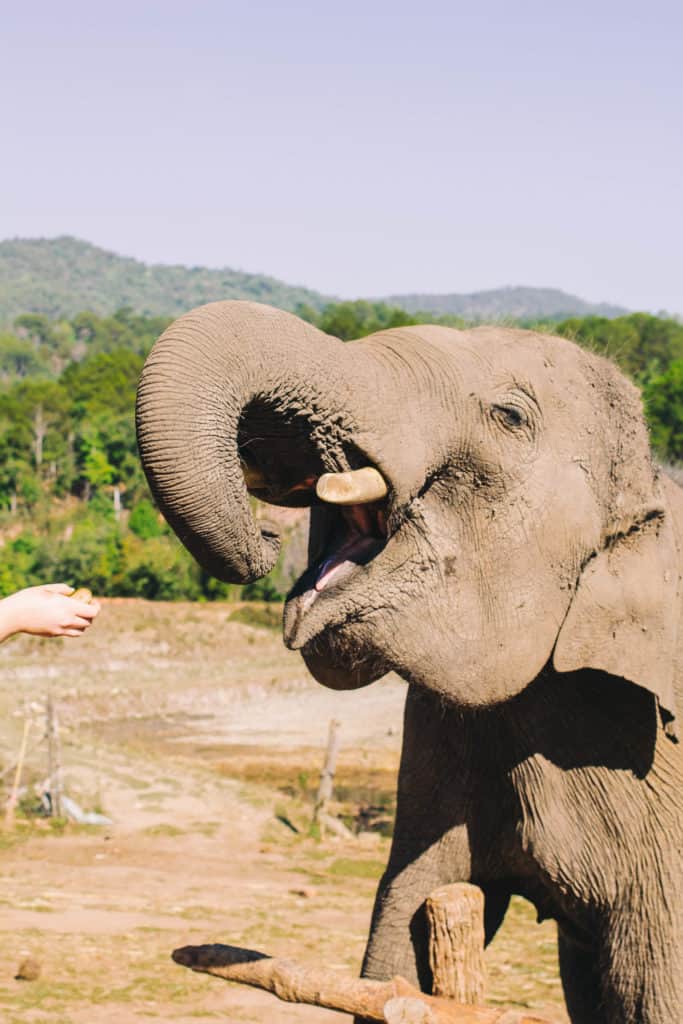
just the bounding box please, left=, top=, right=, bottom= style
left=137, top=301, right=682, bottom=1023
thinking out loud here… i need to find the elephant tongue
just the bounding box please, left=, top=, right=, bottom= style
left=315, top=534, right=379, bottom=592
left=314, top=504, right=384, bottom=593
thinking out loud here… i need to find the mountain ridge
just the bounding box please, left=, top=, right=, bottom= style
left=0, top=236, right=334, bottom=324
left=381, top=285, right=626, bottom=320
left=0, top=235, right=629, bottom=325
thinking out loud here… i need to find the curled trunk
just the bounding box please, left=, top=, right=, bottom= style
left=136, top=301, right=367, bottom=583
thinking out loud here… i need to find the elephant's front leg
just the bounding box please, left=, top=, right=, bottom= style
left=361, top=829, right=471, bottom=989
left=599, top=902, right=682, bottom=1024
left=360, top=685, right=475, bottom=989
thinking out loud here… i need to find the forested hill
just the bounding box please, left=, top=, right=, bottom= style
left=0, top=237, right=333, bottom=325
left=0, top=236, right=630, bottom=326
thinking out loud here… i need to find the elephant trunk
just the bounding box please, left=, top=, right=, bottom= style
left=136, top=301, right=358, bottom=584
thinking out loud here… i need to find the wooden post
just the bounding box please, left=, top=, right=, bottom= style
left=4, top=718, right=31, bottom=829
left=46, top=690, right=63, bottom=818
left=313, top=718, right=341, bottom=829
left=426, top=883, right=486, bottom=1004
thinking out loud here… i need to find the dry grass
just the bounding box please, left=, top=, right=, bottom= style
left=0, top=599, right=568, bottom=1023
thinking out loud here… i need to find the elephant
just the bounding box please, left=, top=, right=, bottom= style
left=136, top=300, right=682, bottom=1023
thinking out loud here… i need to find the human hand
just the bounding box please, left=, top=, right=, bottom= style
left=0, top=584, right=101, bottom=642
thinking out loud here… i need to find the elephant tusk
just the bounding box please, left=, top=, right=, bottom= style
left=240, top=459, right=267, bottom=491
left=316, top=467, right=388, bottom=505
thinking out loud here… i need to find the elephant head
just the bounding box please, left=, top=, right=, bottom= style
left=136, top=301, right=679, bottom=736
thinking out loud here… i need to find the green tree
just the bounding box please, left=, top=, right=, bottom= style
left=67, top=309, right=170, bottom=357
left=62, top=351, right=143, bottom=502
left=129, top=499, right=163, bottom=539
left=0, top=532, right=41, bottom=595
left=13, top=313, right=55, bottom=347
left=317, top=301, right=419, bottom=340
left=300, top=300, right=465, bottom=341
left=61, top=349, right=144, bottom=416
left=83, top=444, right=115, bottom=491
left=38, top=515, right=123, bottom=594
left=0, top=334, right=49, bottom=380
left=644, top=360, right=683, bottom=460
left=119, top=533, right=201, bottom=600
left=555, top=313, right=683, bottom=379
left=0, top=379, right=71, bottom=495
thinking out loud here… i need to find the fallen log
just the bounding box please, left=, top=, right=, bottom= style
left=172, top=943, right=550, bottom=1023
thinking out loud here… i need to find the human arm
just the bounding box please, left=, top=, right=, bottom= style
left=0, top=584, right=100, bottom=642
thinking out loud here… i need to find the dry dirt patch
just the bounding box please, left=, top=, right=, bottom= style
left=0, top=600, right=567, bottom=1022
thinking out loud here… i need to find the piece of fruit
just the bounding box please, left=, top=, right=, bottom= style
left=70, top=587, right=93, bottom=603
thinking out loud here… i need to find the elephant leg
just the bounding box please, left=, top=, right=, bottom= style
left=558, top=932, right=607, bottom=1024
left=359, top=686, right=475, bottom=992
left=561, top=911, right=681, bottom=1024
left=361, top=877, right=508, bottom=991
left=480, top=882, right=511, bottom=946
left=598, top=907, right=681, bottom=1024
left=361, top=830, right=471, bottom=990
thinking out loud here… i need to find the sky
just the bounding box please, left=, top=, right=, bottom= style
left=2, top=1, right=682, bottom=312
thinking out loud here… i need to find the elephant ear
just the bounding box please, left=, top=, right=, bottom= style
left=553, top=505, right=679, bottom=742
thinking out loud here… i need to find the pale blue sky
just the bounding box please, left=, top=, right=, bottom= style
left=2, top=1, right=682, bottom=312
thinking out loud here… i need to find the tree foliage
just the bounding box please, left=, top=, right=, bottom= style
left=296, top=299, right=468, bottom=340
left=644, top=361, right=683, bottom=460
left=0, top=302, right=682, bottom=602
left=553, top=313, right=683, bottom=380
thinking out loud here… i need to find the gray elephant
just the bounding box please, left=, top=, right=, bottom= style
left=136, top=301, right=682, bottom=1023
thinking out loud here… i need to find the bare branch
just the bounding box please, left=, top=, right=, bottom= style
left=172, top=943, right=551, bottom=1024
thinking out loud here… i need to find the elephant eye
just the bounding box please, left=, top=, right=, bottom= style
left=491, top=402, right=528, bottom=431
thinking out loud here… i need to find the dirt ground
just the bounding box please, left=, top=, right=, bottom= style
left=0, top=600, right=568, bottom=1023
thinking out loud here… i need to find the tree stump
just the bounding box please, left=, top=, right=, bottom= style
left=426, top=883, right=486, bottom=1003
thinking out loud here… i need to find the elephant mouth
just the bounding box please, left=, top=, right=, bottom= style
left=234, top=395, right=398, bottom=650
left=240, top=450, right=391, bottom=647
left=284, top=497, right=389, bottom=650
left=303, top=501, right=387, bottom=594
